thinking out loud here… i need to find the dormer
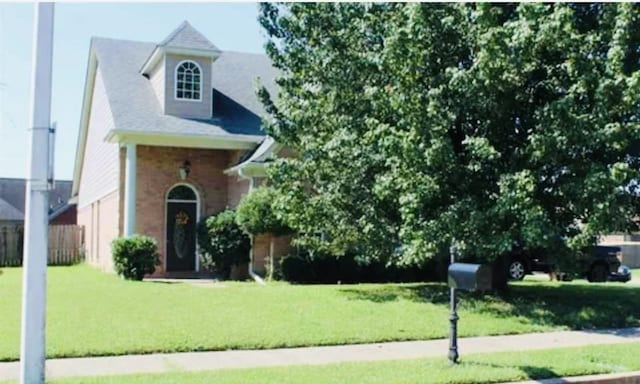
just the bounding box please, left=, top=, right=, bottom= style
left=140, top=21, right=221, bottom=119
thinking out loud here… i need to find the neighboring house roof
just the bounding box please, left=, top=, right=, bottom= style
left=0, top=197, right=23, bottom=222
left=48, top=203, right=75, bottom=222
left=0, top=178, right=73, bottom=221
left=159, top=21, right=220, bottom=52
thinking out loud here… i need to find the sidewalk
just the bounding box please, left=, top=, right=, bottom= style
left=1, top=327, right=639, bottom=380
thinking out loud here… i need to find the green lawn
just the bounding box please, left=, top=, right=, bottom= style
left=1, top=265, right=639, bottom=361
left=8, top=342, right=640, bottom=384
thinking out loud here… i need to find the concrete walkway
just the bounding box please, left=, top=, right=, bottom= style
left=1, top=327, right=640, bottom=380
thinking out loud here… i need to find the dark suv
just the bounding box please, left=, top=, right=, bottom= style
left=504, top=245, right=630, bottom=283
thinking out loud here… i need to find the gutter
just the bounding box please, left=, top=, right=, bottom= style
left=248, top=235, right=265, bottom=285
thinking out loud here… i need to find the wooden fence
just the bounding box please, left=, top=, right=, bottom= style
left=0, top=224, right=85, bottom=267
left=0, top=224, right=23, bottom=267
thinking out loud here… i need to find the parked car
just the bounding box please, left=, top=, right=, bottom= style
left=503, top=245, right=631, bottom=283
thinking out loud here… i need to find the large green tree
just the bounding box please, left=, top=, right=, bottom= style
left=258, top=3, right=640, bottom=266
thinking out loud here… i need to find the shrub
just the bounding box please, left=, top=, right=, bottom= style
left=197, top=209, right=250, bottom=279
left=280, top=254, right=312, bottom=283
left=280, top=246, right=445, bottom=284
left=111, top=235, right=159, bottom=280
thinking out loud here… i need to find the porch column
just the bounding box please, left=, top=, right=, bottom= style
left=124, top=143, right=137, bottom=237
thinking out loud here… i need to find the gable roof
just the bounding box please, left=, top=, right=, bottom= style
left=159, top=21, right=219, bottom=52
left=0, top=197, right=23, bottom=222
left=0, top=178, right=74, bottom=221
left=90, top=37, right=277, bottom=141
left=139, top=21, right=222, bottom=75
left=72, top=23, right=280, bottom=197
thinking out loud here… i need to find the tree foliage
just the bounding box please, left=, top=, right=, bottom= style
left=236, top=186, right=292, bottom=236
left=258, top=3, right=640, bottom=265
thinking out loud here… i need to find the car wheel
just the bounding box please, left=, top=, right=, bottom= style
left=508, top=259, right=526, bottom=281
left=587, top=263, right=608, bottom=283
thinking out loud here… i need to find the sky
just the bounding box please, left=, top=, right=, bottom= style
left=0, top=2, right=266, bottom=181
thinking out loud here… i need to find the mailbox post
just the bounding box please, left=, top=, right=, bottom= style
left=447, top=253, right=492, bottom=364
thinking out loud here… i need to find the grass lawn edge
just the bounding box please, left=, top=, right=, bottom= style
left=2, top=342, right=639, bottom=384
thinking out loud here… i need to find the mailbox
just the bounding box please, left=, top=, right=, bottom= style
left=448, top=263, right=492, bottom=291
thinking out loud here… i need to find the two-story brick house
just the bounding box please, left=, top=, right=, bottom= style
left=72, top=21, right=289, bottom=276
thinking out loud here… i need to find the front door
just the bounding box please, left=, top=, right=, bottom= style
left=166, top=202, right=197, bottom=271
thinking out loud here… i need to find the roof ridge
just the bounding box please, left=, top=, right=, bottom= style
left=158, top=20, right=190, bottom=47
left=221, top=50, right=268, bottom=56
left=92, top=36, right=157, bottom=46
left=157, top=21, right=219, bottom=51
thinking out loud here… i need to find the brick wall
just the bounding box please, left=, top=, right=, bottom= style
left=135, top=145, right=233, bottom=274
left=50, top=205, right=77, bottom=225
left=227, top=174, right=249, bottom=207
left=253, top=234, right=270, bottom=274
left=226, top=149, right=250, bottom=207
left=109, top=145, right=295, bottom=277
left=252, top=233, right=293, bottom=276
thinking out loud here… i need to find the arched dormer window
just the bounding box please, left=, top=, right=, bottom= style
left=175, top=60, right=201, bottom=101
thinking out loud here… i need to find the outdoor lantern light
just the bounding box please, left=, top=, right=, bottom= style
left=179, top=160, right=191, bottom=180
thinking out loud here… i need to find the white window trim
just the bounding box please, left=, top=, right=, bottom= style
left=164, top=183, right=201, bottom=272
left=174, top=59, right=202, bottom=102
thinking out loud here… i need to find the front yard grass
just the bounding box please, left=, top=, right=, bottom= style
left=12, top=342, right=640, bottom=384
left=0, top=265, right=639, bottom=361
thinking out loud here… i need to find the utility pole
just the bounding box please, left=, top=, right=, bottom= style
left=448, top=241, right=459, bottom=364
left=20, top=3, right=54, bottom=383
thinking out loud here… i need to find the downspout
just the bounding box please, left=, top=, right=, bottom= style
left=239, top=167, right=265, bottom=285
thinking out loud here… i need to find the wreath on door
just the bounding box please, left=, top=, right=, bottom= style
left=173, top=210, right=190, bottom=259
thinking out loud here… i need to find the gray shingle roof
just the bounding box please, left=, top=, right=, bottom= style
left=159, top=21, right=219, bottom=52
left=0, top=178, right=72, bottom=220
left=92, top=37, right=278, bottom=139
left=0, top=197, right=23, bottom=221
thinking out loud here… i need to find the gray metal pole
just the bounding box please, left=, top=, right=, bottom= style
left=448, top=242, right=459, bottom=364
left=20, top=3, right=54, bottom=383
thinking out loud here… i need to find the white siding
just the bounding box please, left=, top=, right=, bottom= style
left=149, top=58, right=165, bottom=113
left=77, top=66, right=120, bottom=209
left=78, top=190, right=120, bottom=271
